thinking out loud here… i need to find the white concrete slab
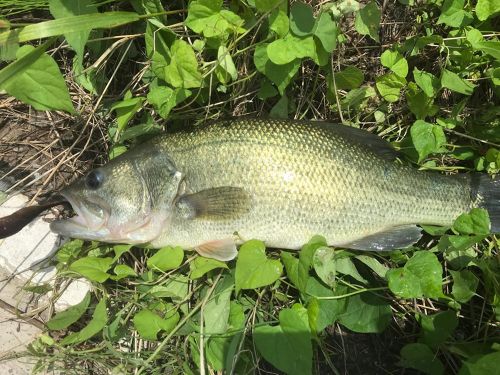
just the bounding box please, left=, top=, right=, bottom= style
left=0, top=194, right=91, bottom=373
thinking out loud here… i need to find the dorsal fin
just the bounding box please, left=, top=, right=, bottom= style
left=315, top=122, right=399, bottom=161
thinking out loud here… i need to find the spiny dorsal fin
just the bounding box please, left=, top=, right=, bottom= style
left=316, top=122, right=399, bottom=161
left=344, top=225, right=422, bottom=251
left=175, top=186, right=250, bottom=220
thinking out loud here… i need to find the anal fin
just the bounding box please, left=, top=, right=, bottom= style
left=344, top=225, right=422, bottom=251
left=195, top=238, right=237, bottom=261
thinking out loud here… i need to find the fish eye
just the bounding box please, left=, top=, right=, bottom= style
left=85, top=170, right=104, bottom=190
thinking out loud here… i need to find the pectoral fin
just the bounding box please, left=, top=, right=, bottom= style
left=175, top=187, right=250, bottom=220
left=344, top=225, right=422, bottom=251
left=195, top=238, right=237, bottom=261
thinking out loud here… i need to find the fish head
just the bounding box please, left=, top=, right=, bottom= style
left=50, top=148, right=183, bottom=244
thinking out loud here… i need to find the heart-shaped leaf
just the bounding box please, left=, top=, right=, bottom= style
left=235, top=240, right=282, bottom=293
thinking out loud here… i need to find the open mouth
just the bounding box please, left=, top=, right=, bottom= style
left=50, top=192, right=109, bottom=236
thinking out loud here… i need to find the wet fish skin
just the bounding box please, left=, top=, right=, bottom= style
left=50, top=118, right=490, bottom=260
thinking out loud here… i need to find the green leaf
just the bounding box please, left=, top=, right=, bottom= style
left=204, top=275, right=233, bottom=334
left=341, top=86, right=376, bottom=110
left=410, top=120, right=447, bottom=162
left=375, top=73, right=406, bottom=102
left=147, top=246, right=184, bottom=272
left=399, top=343, right=445, bottom=375
left=267, top=34, right=316, bottom=65
left=147, top=84, right=191, bottom=119
left=314, top=248, right=368, bottom=286
left=459, top=351, right=500, bottom=374
left=255, top=0, right=282, bottom=12
left=387, top=252, right=444, bottom=299
left=0, top=45, right=74, bottom=113
left=338, top=292, right=392, bottom=333
left=312, top=247, right=336, bottom=287
left=450, top=269, right=479, bottom=303
left=418, top=310, right=458, bottom=349
left=305, top=278, right=348, bottom=333
left=46, top=292, right=91, bottom=330
left=475, top=41, right=500, bottom=61
left=133, top=307, right=179, bottom=341
left=298, top=236, right=327, bottom=292
left=111, top=264, right=137, bottom=280
left=289, top=1, right=315, bottom=37
left=70, top=257, right=114, bottom=283
left=381, top=50, right=408, bottom=78
left=112, top=244, right=132, bottom=261
left=441, top=69, right=476, bottom=96
left=163, top=39, right=202, bottom=88
left=253, top=43, right=301, bottom=95
left=453, top=208, right=491, bottom=235
left=254, top=305, right=312, bottom=375
left=148, top=275, right=189, bottom=302
left=406, top=83, right=438, bottom=120
left=413, top=68, right=440, bottom=97
left=60, top=299, right=108, bottom=345
left=281, top=252, right=300, bottom=288
left=185, top=0, right=245, bottom=39
left=189, top=256, right=228, bottom=279
left=270, top=95, right=289, bottom=118
left=354, top=255, right=389, bottom=278
left=313, top=12, right=338, bottom=52
left=56, top=239, right=84, bottom=264
left=0, top=12, right=140, bottom=46
left=437, top=0, right=473, bottom=28
left=269, top=9, right=289, bottom=38
left=333, top=66, right=364, bottom=90
left=476, top=0, right=500, bottom=21
left=257, top=79, right=278, bottom=99
left=215, top=45, right=238, bottom=84
left=235, top=240, right=282, bottom=293
left=49, top=0, right=97, bottom=61
left=110, top=95, right=145, bottom=132
left=354, top=1, right=381, bottom=42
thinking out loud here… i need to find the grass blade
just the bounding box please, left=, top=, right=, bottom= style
left=0, top=11, right=140, bottom=46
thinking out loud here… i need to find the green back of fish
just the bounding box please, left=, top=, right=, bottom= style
left=147, top=119, right=471, bottom=249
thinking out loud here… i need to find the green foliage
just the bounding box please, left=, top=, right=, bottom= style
left=410, top=120, right=447, bottom=162
left=60, top=298, right=107, bottom=345
left=234, top=239, right=282, bottom=293
left=453, top=208, right=491, bottom=235
left=46, top=292, right=91, bottom=330
left=146, top=246, right=184, bottom=272
left=254, top=304, right=313, bottom=375
left=387, top=252, right=444, bottom=299
left=133, top=306, right=179, bottom=340
left=355, top=1, right=381, bottom=42
left=4, top=1, right=498, bottom=374
left=0, top=45, right=74, bottom=113
left=381, top=49, right=408, bottom=78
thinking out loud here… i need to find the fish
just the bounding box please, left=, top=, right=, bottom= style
left=49, top=118, right=500, bottom=261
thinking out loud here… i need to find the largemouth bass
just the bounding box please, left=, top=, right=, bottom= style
left=49, top=119, right=499, bottom=260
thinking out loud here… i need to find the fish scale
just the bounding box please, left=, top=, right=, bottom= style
left=149, top=118, right=472, bottom=249
left=49, top=118, right=496, bottom=260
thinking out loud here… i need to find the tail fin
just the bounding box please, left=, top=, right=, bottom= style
left=471, top=174, right=500, bottom=232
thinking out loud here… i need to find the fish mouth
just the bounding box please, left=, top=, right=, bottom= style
left=50, top=192, right=111, bottom=239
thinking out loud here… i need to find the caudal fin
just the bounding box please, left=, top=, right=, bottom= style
left=471, top=174, right=500, bottom=232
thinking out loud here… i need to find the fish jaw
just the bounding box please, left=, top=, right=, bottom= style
left=50, top=191, right=110, bottom=240
left=50, top=191, right=171, bottom=244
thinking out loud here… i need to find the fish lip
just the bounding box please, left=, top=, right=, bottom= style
left=52, top=191, right=109, bottom=232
